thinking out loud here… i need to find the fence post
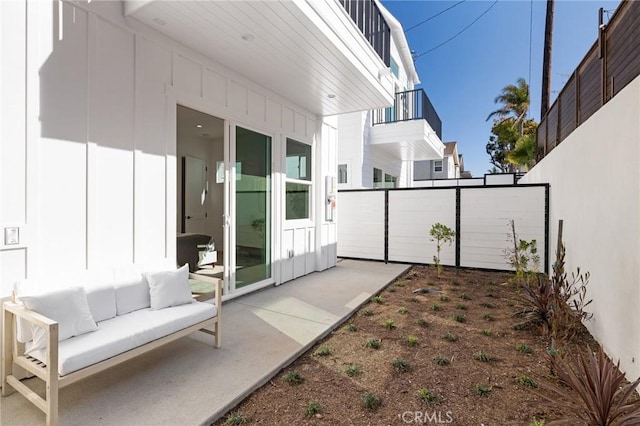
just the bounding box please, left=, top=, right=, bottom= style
left=384, top=189, right=389, bottom=264
left=455, top=188, right=461, bottom=268
left=544, top=185, right=550, bottom=275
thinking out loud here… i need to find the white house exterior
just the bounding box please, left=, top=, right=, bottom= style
left=0, top=0, right=398, bottom=301
left=336, top=1, right=445, bottom=190
left=413, top=141, right=461, bottom=183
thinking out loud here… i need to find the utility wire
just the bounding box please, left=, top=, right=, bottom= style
left=413, top=0, right=500, bottom=60
left=405, top=0, right=466, bottom=33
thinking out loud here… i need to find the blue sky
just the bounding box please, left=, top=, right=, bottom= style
left=382, top=0, right=621, bottom=176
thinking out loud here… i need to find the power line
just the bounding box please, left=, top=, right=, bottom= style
left=405, top=0, right=467, bottom=33
left=413, top=0, right=500, bottom=60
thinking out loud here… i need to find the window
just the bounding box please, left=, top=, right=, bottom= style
left=286, top=138, right=312, bottom=220
left=338, top=164, right=348, bottom=184
left=434, top=160, right=443, bottom=173
left=390, top=58, right=399, bottom=79
left=373, top=168, right=383, bottom=188
left=385, top=173, right=397, bottom=188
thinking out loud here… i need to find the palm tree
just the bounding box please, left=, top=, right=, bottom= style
left=486, top=78, right=530, bottom=136
left=507, top=134, right=536, bottom=171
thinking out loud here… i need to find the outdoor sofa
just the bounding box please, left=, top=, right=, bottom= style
left=1, top=264, right=222, bottom=426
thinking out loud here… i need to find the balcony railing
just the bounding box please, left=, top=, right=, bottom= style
left=339, top=0, right=390, bottom=67
left=372, top=89, right=442, bottom=139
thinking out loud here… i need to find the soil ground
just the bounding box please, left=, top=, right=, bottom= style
left=214, top=265, right=600, bottom=425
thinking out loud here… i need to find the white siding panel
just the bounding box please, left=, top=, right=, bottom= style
left=337, top=191, right=384, bottom=260
left=228, top=80, right=248, bottom=116
left=282, top=106, right=294, bottom=133
left=293, top=227, right=306, bottom=278
left=485, top=174, right=515, bottom=185
left=388, top=189, right=456, bottom=265
left=294, top=112, right=306, bottom=138
left=248, top=90, right=266, bottom=124
left=266, top=98, right=282, bottom=129
left=460, top=187, right=546, bottom=270
left=203, top=68, right=227, bottom=108
left=88, top=18, right=135, bottom=268
left=281, top=229, right=294, bottom=283
left=305, top=227, right=315, bottom=274
left=134, top=37, right=171, bottom=263
left=173, top=54, right=202, bottom=97
left=0, top=249, right=26, bottom=299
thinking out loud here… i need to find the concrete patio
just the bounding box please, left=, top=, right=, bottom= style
left=1, top=259, right=409, bottom=425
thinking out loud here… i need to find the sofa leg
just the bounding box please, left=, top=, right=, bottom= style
left=2, top=307, right=15, bottom=396
left=46, top=379, right=59, bottom=426
left=214, top=320, right=221, bottom=348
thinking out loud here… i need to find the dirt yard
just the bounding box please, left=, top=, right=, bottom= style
left=214, top=265, right=599, bottom=425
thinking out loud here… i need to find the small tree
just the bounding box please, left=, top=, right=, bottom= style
left=430, top=223, right=455, bottom=276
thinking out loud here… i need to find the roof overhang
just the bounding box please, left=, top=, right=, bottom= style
left=369, top=120, right=445, bottom=161
left=124, top=0, right=394, bottom=116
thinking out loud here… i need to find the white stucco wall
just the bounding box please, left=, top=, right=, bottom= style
left=520, top=75, right=640, bottom=380
left=0, top=0, right=338, bottom=297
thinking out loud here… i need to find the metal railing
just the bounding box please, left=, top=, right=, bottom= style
left=537, top=1, right=640, bottom=160
left=339, top=0, right=390, bottom=66
left=372, top=89, right=442, bottom=139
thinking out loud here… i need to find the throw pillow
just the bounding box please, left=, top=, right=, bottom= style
left=143, top=264, right=193, bottom=310
left=20, top=287, right=98, bottom=350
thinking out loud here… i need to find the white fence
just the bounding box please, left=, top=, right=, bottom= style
left=337, top=184, right=548, bottom=272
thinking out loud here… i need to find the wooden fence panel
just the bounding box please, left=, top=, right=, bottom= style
left=559, top=75, right=577, bottom=141
left=606, top=5, right=640, bottom=99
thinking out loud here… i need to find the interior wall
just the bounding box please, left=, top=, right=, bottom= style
left=520, top=75, right=640, bottom=380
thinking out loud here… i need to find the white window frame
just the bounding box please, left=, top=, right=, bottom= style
left=284, top=137, right=313, bottom=225
left=338, top=163, right=348, bottom=184
left=434, top=160, right=443, bottom=173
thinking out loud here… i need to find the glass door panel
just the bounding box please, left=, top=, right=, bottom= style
left=234, top=127, right=272, bottom=287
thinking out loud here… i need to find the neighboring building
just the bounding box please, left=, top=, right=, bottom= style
left=336, top=2, right=445, bottom=190
left=413, top=141, right=461, bottom=181
left=459, top=154, right=473, bottom=178
left=0, top=0, right=398, bottom=299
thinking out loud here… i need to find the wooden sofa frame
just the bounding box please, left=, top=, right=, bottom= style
left=1, top=276, right=222, bottom=426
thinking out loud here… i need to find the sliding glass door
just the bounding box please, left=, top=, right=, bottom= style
left=233, top=126, right=272, bottom=288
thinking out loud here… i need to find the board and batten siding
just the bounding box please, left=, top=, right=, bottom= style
left=337, top=186, right=547, bottom=272
left=0, top=0, right=334, bottom=294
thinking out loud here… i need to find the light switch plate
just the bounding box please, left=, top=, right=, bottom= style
left=4, top=227, right=19, bottom=245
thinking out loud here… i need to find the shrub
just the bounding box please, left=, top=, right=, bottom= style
left=345, top=364, right=361, bottom=377
left=430, top=223, right=455, bottom=276
left=366, top=338, right=381, bottom=349
left=431, top=302, right=442, bottom=311
left=283, top=370, right=304, bottom=385
left=345, top=323, right=357, bottom=332
left=225, top=411, right=246, bottom=426
left=482, top=328, right=492, bottom=336
left=503, top=219, right=540, bottom=280
left=530, top=420, right=545, bottom=426
left=315, top=345, right=333, bottom=356
left=434, top=356, right=450, bottom=366
left=305, top=401, right=321, bottom=417
left=372, top=295, right=384, bottom=304
left=538, top=346, right=640, bottom=424
left=452, top=314, right=466, bottom=323
left=361, top=393, right=382, bottom=410
left=456, top=303, right=468, bottom=310
left=518, top=375, right=538, bottom=388
left=398, top=307, right=408, bottom=314
left=406, top=335, right=419, bottom=346
left=483, top=313, right=494, bottom=321
left=417, top=388, right=438, bottom=403
left=392, top=359, right=409, bottom=372
left=517, top=343, right=532, bottom=354
left=383, top=319, right=396, bottom=330
left=475, top=384, right=492, bottom=397
left=474, top=351, right=493, bottom=362
left=360, top=309, right=373, bottom=317
left=443, top=333, right=458, bottom=342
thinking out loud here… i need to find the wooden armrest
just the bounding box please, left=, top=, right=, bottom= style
left=3, top=301, right=58, bottom=329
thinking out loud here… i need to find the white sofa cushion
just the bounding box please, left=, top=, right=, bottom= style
left=20, top=287, right=98, bottom=350
left=143, top=264, right=192, bottom=310
left=28, top=301, right=217, bottom=376
left=86, top=285, right=117, bottom=323
left=114, top=275, right=150, bottom=316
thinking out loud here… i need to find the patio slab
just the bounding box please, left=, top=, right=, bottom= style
left=0, top=259, right=409, bottom=425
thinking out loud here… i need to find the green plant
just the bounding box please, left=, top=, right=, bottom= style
left=383, top=319, right=396, bottom=330
left=417, top=388, right=438, bottom=403
left=475, top=383, right=492, bottom=397
left=434, top=356, right=450, bottom=366
left=406, top=335, right=419, bottom=346
left=482, top=328, right=493, bottom=336
left=392, top=358, right=409, bottom=372
left=518, top=375, right=538, bottom=388
left=360, top=309, right=373, bottom=317
left=305, top=401, right=321, bottom=417
left=315, top=345, right=333, bottom=356
left=517, top=343, right=532, bottom=354
left=440, top=295, right=450, bottom=302
left=225, top=411, right=247, bottom=426
left=387, top=287, right=396, bottom=293
left=480, top=302, right=496, bottom=308
left=345, top=364, right=361, bottom=377
left=456, top=303, right=468, bottom=310
left=430, top=223, right=455, bottom=276
left=474, top=351, right=493, bottom=362
left=361, top=393, right=382, bottom=410
left=396, top=282, right=406, bottom=288
left=460, top=293, right=472, bottom=300
left=431, top=302, right=442, bottom=311
left=366, top=338, right=381, bottom=349
left=372, top=295, right=384, bottom=304
left=452, top=314, right=466, bottom=323
left=345, top=323, right=357, bottom=332
left=530, top=419, right=545, bottom=426
left=410, top=297, right=420, bottom=303
left=398, top=307, right=408, bottom=314
left=443, top=333, right=458, bottom=342
left=503, top=219, right=540, bottom=280
left=283, top=370, right=304, bottom=385
left=538, top=346, right=640, bottom=424
left=416, top=318, right=429, bottom=327
left=483, top=313, right=494, bottom=321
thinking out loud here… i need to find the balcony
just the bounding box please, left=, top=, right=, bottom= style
left=123, top=0, right=395, bottom=116
left=369, top=89, right=444, bottom=161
